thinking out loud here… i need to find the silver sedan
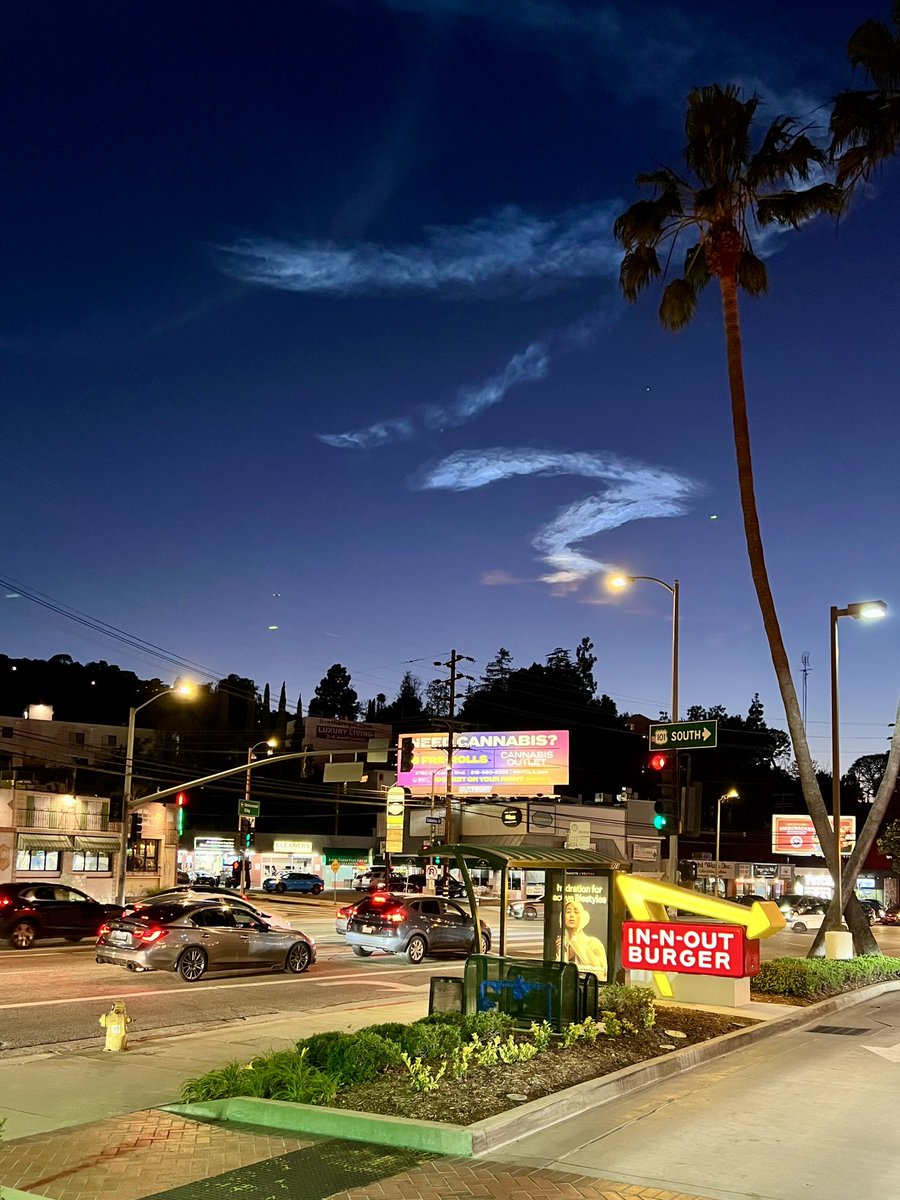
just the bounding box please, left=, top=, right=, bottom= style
left=95, top=898, right=315, bottom=982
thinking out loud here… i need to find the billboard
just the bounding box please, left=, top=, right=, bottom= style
left=303, top=717, right=391, bottom=750
left=396, top=730, right=569, bottom=797
left=771, top=814, right=856, bottom=856
left=548, top=874, right=610, bottom=980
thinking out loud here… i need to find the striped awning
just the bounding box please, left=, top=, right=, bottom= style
left=17, top=834, right=72, bottom=851
left=74, top=836, right=120, bottom=854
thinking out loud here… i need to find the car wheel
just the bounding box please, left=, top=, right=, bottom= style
left=10, top=920, right=37, bottom=949
left=352, top=945, right=374, bottom=957
left=286, top=942, right=311, bottom=973
left=275, top=882, right=286, bottom=894
left=793, top=922, right=807, bottom=933
left=524, top=905, right=537, bottom=920
left=404, top=934, right=427, bottom=964
left=480, top=932, right=491, bottom=954
left=312, top=884, right=323, bottom=895
left=177, top=947, right=208, bottom=982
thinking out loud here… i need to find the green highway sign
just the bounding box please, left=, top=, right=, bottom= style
left=649, top=720, right=718, bottom=750
left=238, top=799, right=261, bottom=818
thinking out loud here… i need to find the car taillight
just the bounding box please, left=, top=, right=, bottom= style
left=387, top=908, right=408, bottom=923
left=137, top=926, right=168, bottom=944
left=0, top=896, right=11, bottom=908
left=98, top=924, right=111, bottom=937
left=371, top=893, right=388, bottom=904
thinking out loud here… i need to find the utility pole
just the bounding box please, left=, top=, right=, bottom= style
left=432, top=649, right=474, bottom=871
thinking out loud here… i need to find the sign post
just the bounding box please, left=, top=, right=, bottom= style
left=330, top=859, right=340, bottom=899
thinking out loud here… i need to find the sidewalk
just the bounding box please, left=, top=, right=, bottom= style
left=0, top=990, right=834, bottom=1200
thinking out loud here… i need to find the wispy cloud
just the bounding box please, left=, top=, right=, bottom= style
left=318, top=340, right=549, bottom=449
left=416, top=448, right=699, bottom=589
left=217, top=204, right=621, bottom=297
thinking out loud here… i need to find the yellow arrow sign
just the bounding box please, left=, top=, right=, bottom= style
left=615, top=875, right=786, bottom=997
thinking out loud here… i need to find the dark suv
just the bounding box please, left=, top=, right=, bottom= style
left=0, top=883, right=123, bottom=949
left=345, top=893, right=491, bottom=963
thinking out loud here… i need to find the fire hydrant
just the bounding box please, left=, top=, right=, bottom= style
left=99, top=999, right=132, bottom=1052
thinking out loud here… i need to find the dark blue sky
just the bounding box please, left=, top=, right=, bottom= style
left=3, top=0, right=898, bottom=769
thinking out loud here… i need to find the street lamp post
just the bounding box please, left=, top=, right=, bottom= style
left=115, top=683, right=195, bottom=905
left=242, top=739, right=277, bottom=895
left=609, top=573, right=680, bottom=879
left=827, top=599, right=887, bottom=959
left=715, top=789, right=739, bottom=899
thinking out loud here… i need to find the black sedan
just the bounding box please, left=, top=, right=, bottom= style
left=0, top=883, right=123, bottom=950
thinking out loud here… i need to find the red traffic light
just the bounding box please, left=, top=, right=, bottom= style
left=648, top=753, right=669, bottom=771
left=176, top=792, right=186, bottom=807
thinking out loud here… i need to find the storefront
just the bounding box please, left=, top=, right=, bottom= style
left=691, top=860, right=794, bottom=900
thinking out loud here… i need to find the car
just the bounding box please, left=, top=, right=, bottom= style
left=859, top=899, right=885, bottom=924
left=787, top=900, right=829, bottom=932
left=881, top=904, right=900, bottom=925
left=395, top=873, right=466, bottom=898
left=0, top=882, right=123, bottom=950
left=345, top=892, right=491, bottom=964
left=262, top=872, right=325, bottom=895
left=335, top=899, right=361, bottom=934
left=130, top=890, right=294, bottom=932
left=733, top=894, right=769, bottom=907
left=95, top=897, right=316, bottom=982
left=507, top=896, right=545, bottom=920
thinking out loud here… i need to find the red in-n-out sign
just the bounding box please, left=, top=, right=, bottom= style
left=622, top=921, right=760, bottom=978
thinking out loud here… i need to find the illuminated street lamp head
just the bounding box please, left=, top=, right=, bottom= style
left=607, top=573, right=633, bottom=591
left=172, top=680, right=196, bottom=697
left=847, top=600, right=887, bottom=621
left=722, top=788, right=739, bottom=801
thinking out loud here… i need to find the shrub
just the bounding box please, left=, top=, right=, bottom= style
left=253, top=1048, right=339, bottom=1105
left=296, top=1030, right=347, bottom=1068
left=324, top=1031, right=405, bottom=1084
left=448, top=1040, right=478, bottom=1078
left=601, top=1010, right=622, bottom=1038
left=402, top=1052, right=446, bottom=1093
left=364, top=1022, right=408, bottom=1044
left=401, top=1021, right=462, bottom=1061
left=460, top=1010, right=515, bottom=1041
left=754, top=955, right=900, bottom=999
left=180, top=1061, right=263, bottom=1104
left=529, top=1020, right=553, bottom=1052
left=597, top=984, right=656, bottom=1029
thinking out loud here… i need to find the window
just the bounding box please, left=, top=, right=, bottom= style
left=106, top=735, right=118, bottom=747
left=73, top=851, right=111, bottom=872
left=53, top=886, right=90, bottom=903
left=192, top=907, right=235, bottom=928
left=418, top=899, right=442, bottom=917
left=126, top=839, right=159, bottom=874
left=1, top=727, right=12, bottom=738
left=69, top=731, right=86, bottom=746
left=15, top=850, right=60, bottom=872
left=441, top=901, right=468, bottom=924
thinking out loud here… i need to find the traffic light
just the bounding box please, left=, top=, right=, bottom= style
left=176, top=792, right=187, bottom=836
left=240, top=816, right=255, bottom=849
left=129, top=811, right=143, bottom=842
left=399, top=738, right=415, bottom=773
left=648, top=752, right=677, bottom=831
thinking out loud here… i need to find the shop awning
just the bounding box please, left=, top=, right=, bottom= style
left=74, top=836, right=120, bottom=854
left=426, top=842, right=627, bottom=870
left=17, top=834, right=72, bottom=851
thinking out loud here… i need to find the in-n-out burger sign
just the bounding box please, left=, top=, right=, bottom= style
left=622, top=921, right=760, bottom=978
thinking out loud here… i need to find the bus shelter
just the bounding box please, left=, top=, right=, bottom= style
left=429, top=843, right=628, bottom=985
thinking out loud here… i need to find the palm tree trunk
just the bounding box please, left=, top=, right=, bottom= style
left=717, top=273, right=877, bottom=955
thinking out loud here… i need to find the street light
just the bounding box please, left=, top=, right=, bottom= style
left=115, top=682, right=196, bottom=904
left=608, top=573, right=680, bottom=880
left=827, top=598, right=887, bottom=959
left=715, top=789, right=739, bottom=900
left=241, top=739, right=277, bottom=895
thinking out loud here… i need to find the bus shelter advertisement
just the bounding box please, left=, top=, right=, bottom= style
left=396, top=730, right=569, bottom=797
left=547, top=874, right=610, bottom=981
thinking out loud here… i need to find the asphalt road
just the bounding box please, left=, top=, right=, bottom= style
left=3, top=893, right=899, bottom=1055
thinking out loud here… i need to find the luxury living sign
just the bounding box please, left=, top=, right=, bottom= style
left=396, top=730, right=569, bottom=797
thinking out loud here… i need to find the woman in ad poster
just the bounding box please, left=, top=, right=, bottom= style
left=558, top=895, right=608, bottom=980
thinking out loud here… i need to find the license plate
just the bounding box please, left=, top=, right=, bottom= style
left=110, top=931, right=129, bottom=945
left=362, top=925, right=375, bottom=934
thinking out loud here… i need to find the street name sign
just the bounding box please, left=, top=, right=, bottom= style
left=238, top=799, right=261, bottom=819
left=649, top=720, right=718, bottom=750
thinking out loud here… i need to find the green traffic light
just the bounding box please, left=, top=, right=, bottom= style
left=653, top=813, right=669, bottom=830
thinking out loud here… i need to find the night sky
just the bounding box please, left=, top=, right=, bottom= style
left=4, top=0, right=898, bottom=770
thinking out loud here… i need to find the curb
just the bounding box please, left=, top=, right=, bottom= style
left=162, top=978, right=900, bottom=1157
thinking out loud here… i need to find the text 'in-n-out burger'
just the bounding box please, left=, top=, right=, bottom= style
left=622, top=921, right=760, bottom=978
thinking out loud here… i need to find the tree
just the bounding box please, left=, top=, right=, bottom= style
left=575, top=636, right=597, bottom=698
left=424, top=678, right=451, bottom=718
left=481, top=647, right=514, bottom=689
left=878, top=817, right=900, bottom=872
left=379, top=671, right=425, bottom=724
left=846, top=753, right=889, bottom=803
left=308, top=664, right=360, bottom=720
left=830, top=4, right=900, bottom=188
left=612, top=84, right=878, bottom=950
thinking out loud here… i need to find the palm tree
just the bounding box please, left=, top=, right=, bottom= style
left=612, top=84, right=879, bottom=952
left=830, top=3, right=900, bottom=187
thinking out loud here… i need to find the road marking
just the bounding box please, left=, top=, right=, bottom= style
left=864, top=1043, right=900, bottom=1062
left=315, top=979, right=426, bottom=992
left=0, top=962, right=450, bottom=1010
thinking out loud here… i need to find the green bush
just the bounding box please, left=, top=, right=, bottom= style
left=597, top=984, right=656, bottom=1029
left=754, top=955, right=900, bottom=999
left=401, top=1021, right=462, bottom=1061
left=180, top=1061, right=264, bottom=1103
left=364, top=1021, right=408, bottom=1044
left=324, top=1031, right=405, bottom=1084
left=253, top=1048, right=339, bottom=1105
left=296, top=1030, right=347, bottom=1068
left=460, top=1010, right=515, bottom=1041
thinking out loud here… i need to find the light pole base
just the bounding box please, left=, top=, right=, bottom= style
left=824, top=930, right=854, bottom=960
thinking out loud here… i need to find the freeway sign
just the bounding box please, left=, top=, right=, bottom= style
left=649, top=720, right=718, bottom=750
left=238, top=799, right=261, bottom=818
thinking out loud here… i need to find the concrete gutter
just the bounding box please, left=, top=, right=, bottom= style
left=164, top=979, right=900, bottom=1157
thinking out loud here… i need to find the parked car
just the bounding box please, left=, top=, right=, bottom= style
left=859, top=899, right=885, bottom=924
left=95, top=897, right=316, bottom=981
left=881, top=904, right=900, bottom=926
left=399, top=873, right=466, bottom=898
left=788, top=900, right=829, bottom=932
left=262, top=872, right=325, bottom=895
left=733, top=894, right=768, bottom=907
left=0, top=883, right=123, bottom=950
left=508, top=896, right=544, bottom=920
left=345, top=893, right=491, bottom=963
